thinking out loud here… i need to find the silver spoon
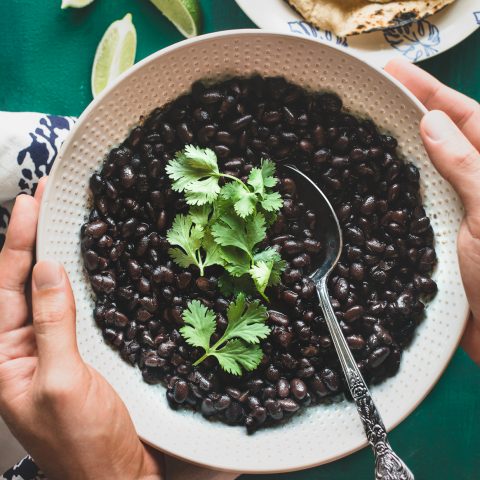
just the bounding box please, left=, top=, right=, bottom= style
left=285, top=164, right=414, bottom=480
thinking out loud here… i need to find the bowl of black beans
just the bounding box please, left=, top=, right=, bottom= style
left=36, top=30, right=468, bottom=473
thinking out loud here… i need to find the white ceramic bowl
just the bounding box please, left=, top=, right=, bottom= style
left=37, top=30, right=468, bottom=474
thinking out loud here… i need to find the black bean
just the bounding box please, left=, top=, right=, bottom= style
left=309, top=374, right=329, bottom=397
left=172, top=380, right=189, bottom=403
left=303, top=238, right=321, bottom=253
left=290, top=378, right=307, bottom=400
left=230, top=115, right=253, bottom=132
left=224, top=402, right=244, bottom=424
left=152, top=265, right=174, bottom=284
left=278, top=398, right=300, bottom=412
left=333, top=277, right=349, bottom=301
left=158, top=340, right=176, bottom=358
left=200, top=90, right=223, bottom=104
left=281, top=290, right=299, bottom=305
left=368, top=347, right=391, bottom=369
left=85, top=220, right=108, bottom=238
left=276, top=378, right=290, bottom=399
left=346, top=226, right=365, bottom=246
left=321, top=368, right=340, bottom=392
left=283, top=240, right=303, bottom=255
left=343, top=305, right=364, bottom=322
left=90, top=273, right=115, bottom=293
left=127, top=259, right=142, bottom=280
left=347, top=335, right=366, bottom=350
left=201, top=398, right=216, bottom=416
left=268, top=310, right=290, bottom=327
left=292, top=253, right=310, bottom=268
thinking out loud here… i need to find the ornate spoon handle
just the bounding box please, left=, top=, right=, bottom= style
left=316, top=277, right=414, bottom=480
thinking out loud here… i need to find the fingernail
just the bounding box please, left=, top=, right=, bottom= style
left=423, top=110, right=456, bottom=142
left=34, top=261, right=63, bottom=290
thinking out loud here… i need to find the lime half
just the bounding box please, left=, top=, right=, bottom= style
left=61, top=0, right=95, bottom=8
left=91, top=13, right=137, bottom=98
left=149, top=0, right=201, bottom=38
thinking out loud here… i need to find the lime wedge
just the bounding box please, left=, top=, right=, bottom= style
left=149, top=0, right=201, bottom=38
left=61, top=0, right=95, bottom=8
left=91, top=13, right=137, bottom=98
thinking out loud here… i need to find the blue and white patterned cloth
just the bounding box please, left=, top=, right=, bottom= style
left=0, top=112, right=75, bottom=247
left=0, top=112, right=238, bottom=480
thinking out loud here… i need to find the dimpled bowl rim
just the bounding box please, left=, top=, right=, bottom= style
left=37, top=30, right=469, bottom=474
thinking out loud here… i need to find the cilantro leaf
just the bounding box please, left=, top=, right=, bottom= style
left=260, top=159, right=278, bottom=188
left=248, top=159, right=278, bottom=193
left=220, top=182, right=257, bottom=218
left=253, top=248, right=286, bottom=286
left=218, top=273, right=257, bottom=297
left=202, top=231, right=225, bottom=269
left=189, top=204, right=212, bottom=228
left=250, top=249, right=287, bottom=298
left=222, top=292, right=270, bottom=344
left=220, top=247, right=251, bottom=277
left=212, top=340, right=264, bottom=376
left=249, top=260, right=272, bottom=299
left=166, top=145, right=221, bottom=205
left=179, top=300, right=216, bottom=351
left=261, top=191, right=283, bottom=212
left=181, top=294, right=270, bottom=376
left=184, top=176, right=221, bottom=205
left=167, top=214, right=203, bottom=271
left=211, top=212, right=266, bottom=258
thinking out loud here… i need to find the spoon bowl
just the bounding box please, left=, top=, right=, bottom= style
left=284, top=164, right=342, bottom=280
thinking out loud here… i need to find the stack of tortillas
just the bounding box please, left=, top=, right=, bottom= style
left=286, top=0, right=455, bottom=36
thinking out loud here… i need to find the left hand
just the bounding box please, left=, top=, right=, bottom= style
left=0, top=177, right=164, bottom=480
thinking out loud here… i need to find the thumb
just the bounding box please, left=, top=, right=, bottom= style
left=32, top=260, right=81, bottom=373
left=420, top=110, right=480, bottom=227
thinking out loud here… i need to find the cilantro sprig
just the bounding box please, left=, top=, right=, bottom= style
left=180, top=293, right=270, bottom=375
left=165, top=145, right=286, bottom=299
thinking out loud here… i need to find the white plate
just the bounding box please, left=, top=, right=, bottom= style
left=37, top=30, right=468, bottom=473
left=235, top=0, right=480, bottom=65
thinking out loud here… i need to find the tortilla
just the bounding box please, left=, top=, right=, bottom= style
left=286, top=0, right=455, bottom=36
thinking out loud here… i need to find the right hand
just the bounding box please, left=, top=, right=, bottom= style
left=386, top=59, right=480, bottom=365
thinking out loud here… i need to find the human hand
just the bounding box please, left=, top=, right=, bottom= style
left=0, top=178, right=164, bottom=480
left=386, top=59, right=480, bottom=365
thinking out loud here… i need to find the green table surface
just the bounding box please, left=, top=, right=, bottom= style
left=1, top=1, right=479, bottom=478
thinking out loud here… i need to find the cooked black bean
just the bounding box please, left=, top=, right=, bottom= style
left=268, top=310, right=290, bottom=327
left=278, top=398, right=300, bottom=412
left=343, top=305, right=364, bottom=322
left=290, top=378, right=307, bottom=400
left=83, top=75, right=436, bottom=433
left=276, top=378, right=290, bottom=398
left=368, top=347, right=391, bottom=369
left=85, top=220, right=108, bottom=238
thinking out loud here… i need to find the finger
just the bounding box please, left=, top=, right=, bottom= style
left=32, top=261, right=80, bottom=373
left=0, top=195, right=40, bottom=333
left=385, top=58, right=480, bottom=151
left=34, top=176, right=48, bottom=202
left=0, top=326, right=36, bottom=364
left=420, top=110, right=480, bottom=227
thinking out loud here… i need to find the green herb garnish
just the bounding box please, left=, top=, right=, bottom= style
left=180, top=293, right=270, bottom=375
left=165, top=145, right=286, bottom=299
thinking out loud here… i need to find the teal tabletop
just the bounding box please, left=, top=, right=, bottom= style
left=1, top=1, right=479, bottom=479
